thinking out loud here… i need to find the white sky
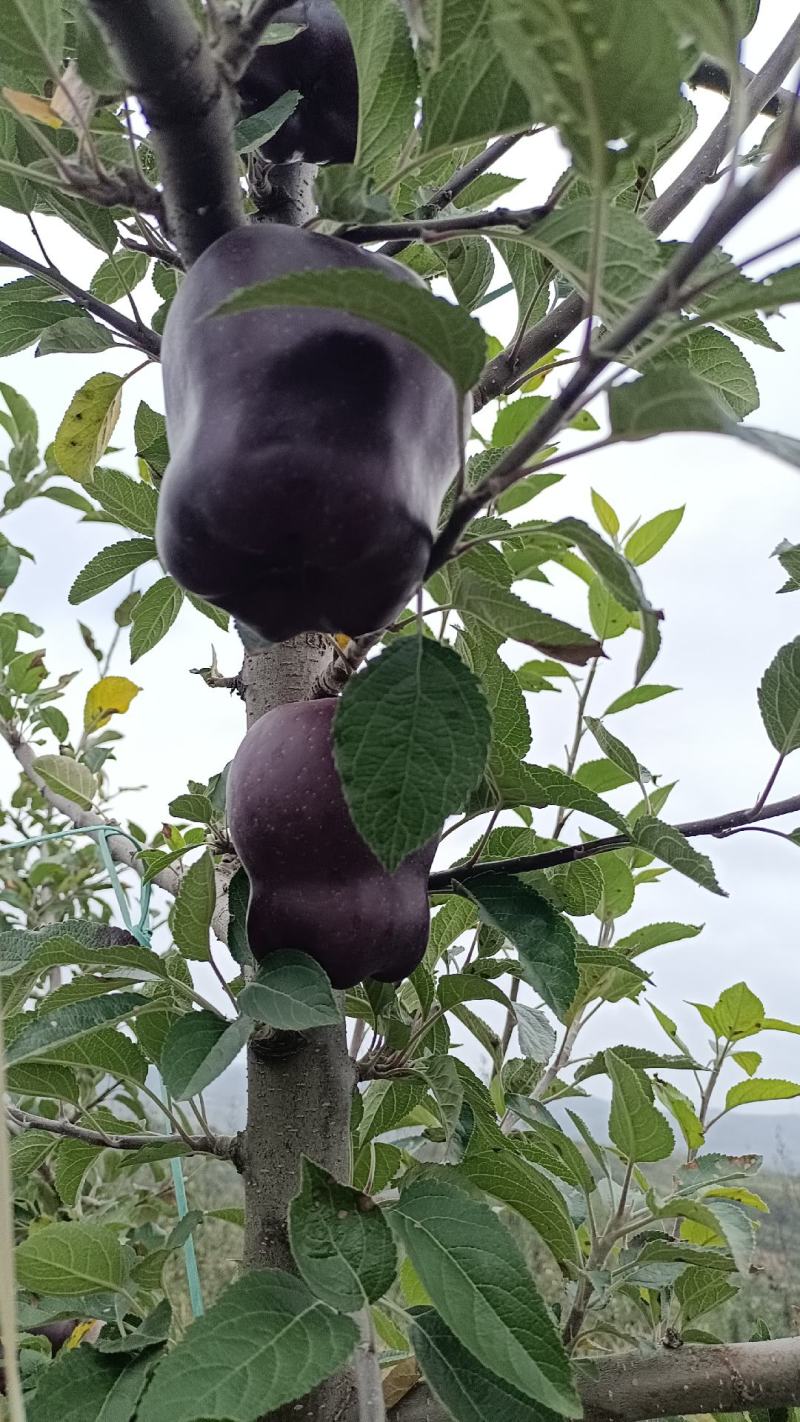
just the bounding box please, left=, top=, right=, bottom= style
left=0, top=11, right=798, bottom=1113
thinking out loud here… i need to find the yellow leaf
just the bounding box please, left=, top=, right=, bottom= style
left=382, top=1359, right=419, bottom=1409
left=54, top=373, right=124, bottom=485
left=2, top=88, right=63, bottom=128
left=83, top=676, right=140, bottom=731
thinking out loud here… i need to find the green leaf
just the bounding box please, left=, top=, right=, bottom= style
left=168, top=792, right=215, bottom=825
left=757, top=637, right=800, bottom=756
left=575, top=758, right=635, bottom=793
left=652, top=1078, right=705, bottom=1151
left=761, top=1016, right=800, bottom=1036
left=135, top=401, right=170, bottom=475
left=32, top=754, right=96, bottom=810
left=27, top=1342, right=159, bottom=1422
left=444, top=238, right=495, bottom=311
left=389, top=1173, right=579, bottom=1414
left=91, top=467, right=159, bottom=536
left=333, top=639, right=491, bottom=871
left=288, top=1158, right=397, bottom=1313
left=732, top=1050, right=762, bottom=1076
left=54, top=374, right=124, bottom=485
left=160, top=1009, right=251, bottom=1100
left=54, top=1138, right=102, bottom=1208
left=606, top=1050, right=675, bottom=1163
left=552, top=517, right=652, bottom=614
left=171, top=850, right=215, bottom=960
left=334, top=0, right=417, bottom=173
left=42, top=191, right=117, bottom=254
left=714, top=982, right=764, bottom=1039
left=438, top=974, right=511, bottom=1012
left=454, top=571, right=601, bottom=664
left=0, top=919, right=165, bottom=983
left=37, top=315, right=118, bottom=355
left=234, top=90, right=301, bottom=153
left=227, top=866, right=254, bottom=969
left=461, top=1150, right=580, bottom=1267
left=630, top=816, right=726, bottom=896
left=604, top=684, right=678, bottom=715
left=130, top=577, right=183, bottom=661
left=98, top=1300, right=173, bottom=1354
left=516, top=1004, right=557, bottom=1063
left=675, top=1266, right=739, bottom=1325
left=492, top=0, right=682, bottom=180
left=358, top=1077, right=429, bottom=1146
left=42, top=1026, right=148, bottom=1085
left=521, top=763, right=628, bottom=833
left=90, top=252, right=150, bottom=304
left=616, top=921, right=703, bottom=956
left=213, top=268, right=485, bottom=394
left=6, top=992, right=146, bottom=1065
left=505, top=201, right=662, bottom=327
left=416, top=1055, right=464, bottom=1148
left=624, top=507, right=685, bottom=566
left=136, top=1270, right=358, bottom=1422
left=0, top=298, right=77, bottom=356
left=456, top=872, right=578, bottom=1020
left=584, top=717, right=646, bottom=784
left=419, top=4, right=532, bottom=156
left=725, top=1078, right=800, bottom=1110
left=0, top=0, right=65, bottom=85
left=6, top=1060, right=79, bottom=1101
left=591, top=488, right=619, bottom=537
left=646, top=327, right=759, bottom=421
left=69, top=538, right=156, bottom=604
left=10, top=1129, right=54, bottom=1178
left=15, top=1221, right=128, bottom=1296
left=237, top=951, right=343, bottom=1030
left=575, top=1047, right=697, bottom=1083
left=411, top=1305, right=560, bottom=1422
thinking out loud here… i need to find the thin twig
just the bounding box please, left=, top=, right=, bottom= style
left=342, top=203, right=552, bottom=247
left=474, top=16, right=800, bottom=409
left=432, top=110, right=800, bottom=569
left=430, top=789, right=800, bottom=891
left=0, top=238, right=161, bottom=357
left=7, top=1106, right=229, bottom=1157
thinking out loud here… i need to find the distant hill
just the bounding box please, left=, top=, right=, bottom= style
left=203, top=1063, right=800, bottom=1170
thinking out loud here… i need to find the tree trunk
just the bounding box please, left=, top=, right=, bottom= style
left=234, top=259, right=359, bottom=1416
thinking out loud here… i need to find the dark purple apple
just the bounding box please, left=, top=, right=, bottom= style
left=238, top=0, right=358, bottom=165
left=156, top=223, right=466, bottom=643
left=227, top=698, right=436, bottom=989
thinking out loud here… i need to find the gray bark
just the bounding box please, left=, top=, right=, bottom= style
left=388, top=1337, right=800, bottom=1422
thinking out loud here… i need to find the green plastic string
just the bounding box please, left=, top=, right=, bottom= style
left=2, top=822, right=205, bottom=1318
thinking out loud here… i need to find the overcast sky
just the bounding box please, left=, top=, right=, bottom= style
left=0, top=11, right=798, bottom=1114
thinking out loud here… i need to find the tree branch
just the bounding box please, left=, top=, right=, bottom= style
left=7, top=1106, right=229, bottom=1158
left=379, top=132, right=529, bottom=258
left=87, top=0, right=246, bottom=266
left=0, top=239, right=161, bottom=359
left=474, top=15, right=800, bottom=408
left=429, top=791, right=800, bottom=891
left=219, top=0, right=290, bottom=79
left=432, top=105, right=800, bottom=565
left=340, top=203, right=552, bottom=247
left=0, top=722, right=180, bottom=899
left=388, top=1337, right=800, bottom=1422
